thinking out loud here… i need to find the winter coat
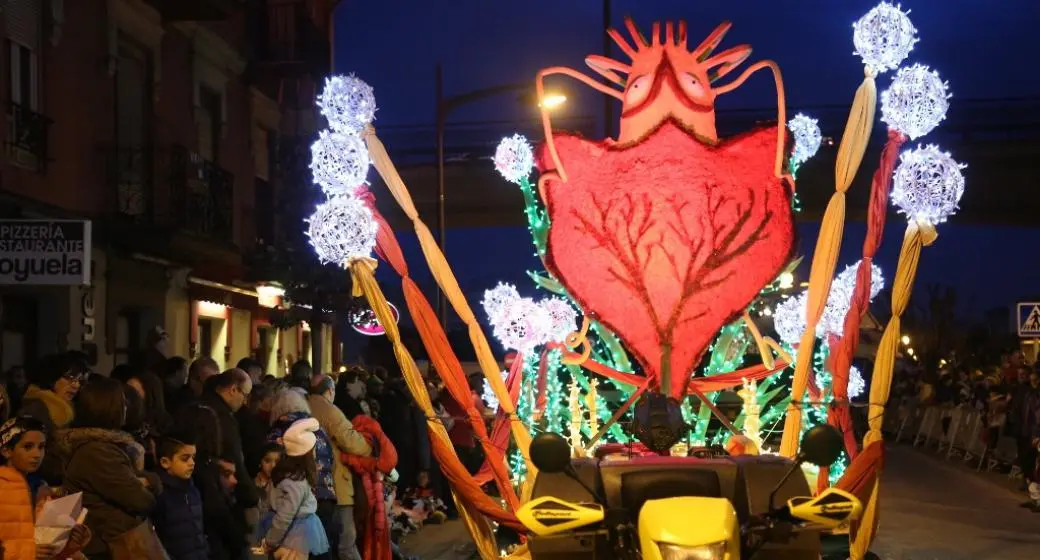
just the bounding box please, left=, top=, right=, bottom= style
left=0, top=466, right=44, bottom=559
left=341, top=415, right=398, bottom=560
left=267, top=412, right=336, bottom=502
left=198, top=393, right=259, bottom=508
left=60, top=427, right=161, bottom=558
left=153, top=470, right=208, bottom=560
left=263, top=478, right=317, bottom=546
left=195, top=458, right=249, bottom=560
left=307, top=394, right=371, bottom=506
left=18, top=385, right=74, bottom=485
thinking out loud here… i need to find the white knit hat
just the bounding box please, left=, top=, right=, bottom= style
left=282, top=418, right=320, bottom=457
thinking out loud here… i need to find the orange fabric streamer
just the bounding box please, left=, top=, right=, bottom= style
left=475, top=355, right=525, bottom=486
left=356, top=192, right=524, bottom=529
left=836, top=440, right=884, bottom=542
left=820, top=130, right=905, bottom=494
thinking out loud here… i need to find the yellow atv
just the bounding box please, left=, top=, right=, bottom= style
left=517, top=425, right=861, bottom=560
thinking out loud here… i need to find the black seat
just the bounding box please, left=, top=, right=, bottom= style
left=619, top=468, right=722, bottom=516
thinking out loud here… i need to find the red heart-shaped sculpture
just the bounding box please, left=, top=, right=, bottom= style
left=537, top=121, right=795, bottom=398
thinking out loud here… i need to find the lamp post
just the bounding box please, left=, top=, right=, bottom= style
left=433, top=63, right=565, bottom=329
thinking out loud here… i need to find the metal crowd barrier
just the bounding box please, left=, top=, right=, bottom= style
left=883, top=398, right=1022, bottom=478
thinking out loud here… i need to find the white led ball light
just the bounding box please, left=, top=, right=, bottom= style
left=539, top=297, right=578, bottom=343
left=317, top=74, right=377, bottom=135
left=492, top=297, right=552, bottom=352
left=853, top=2, right=918, bottom=74
left=892, top=145, right=966, bottom=226
left=773, top=293, right=808, bottom=346
left=788, top=113, right=822, bottom=166
left=306, top=196, right=378, bottom=267
left=493, top=134, right=535, bottom=184
left=310, top=130, right=370, bottom=197
left=482, top=282, right=521, bottom=325
left=881, top=64, right=950, bottom=139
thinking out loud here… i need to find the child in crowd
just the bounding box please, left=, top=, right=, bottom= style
left=0, top=416, right=90, bottom=559
left=153, top=433, right=208, bottom=560
left=260, top=418, right=330, bottom=559
left=400, top=470, right=447, bottom=525
left=255, top=443, right=283, bottom=514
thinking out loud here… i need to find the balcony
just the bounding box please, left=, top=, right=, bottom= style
left=5, top=102, right=52, bottom=172
left=146, top=0, right=239, bottom=22
left=169, top=145, right=235, bottom=243
left=106, top=145, right=156, bottom=224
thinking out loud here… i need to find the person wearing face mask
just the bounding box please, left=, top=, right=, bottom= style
left=19, top=352, right=89, bottom=485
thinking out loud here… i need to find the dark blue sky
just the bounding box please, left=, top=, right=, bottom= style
left=334, top=1, right=1040, bottom=342
left=336, top=0, right=1040, bottom=127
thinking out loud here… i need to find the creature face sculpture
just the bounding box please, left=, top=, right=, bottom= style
left=535, top=19, right=795, bottom=398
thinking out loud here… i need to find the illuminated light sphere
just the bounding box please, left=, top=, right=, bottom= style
left=310, top=130, right=370, bottom=197
left=852, top=2, right=918, bottom=74
left=773, top=293, right=807, bottom=346
left=881, top=64, right=951, bottom=139
left=539, top=297, right=578, bottom=342
left=492, top=297, right=552, bottom=352
left=848, top=365, right=866, bottom=399
left=777, top=271, right=795, bottom=290
left=305, top=196, right=378, bottom=267
left=317, top=74, right=377, bottom=134
left=819, top=261, right=885, bottom=338
left=481, top=282, right=521, bottom=325
left=788, top=113, right=822, bottom=166
left=891, top=145, right=966, bottom=226
left=493, top=134, right=535, bottom=184
left=482, top=370, right=509, bottom=411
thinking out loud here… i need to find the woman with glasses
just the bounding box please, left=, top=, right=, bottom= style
left=17, top=352, right=89, bottom=484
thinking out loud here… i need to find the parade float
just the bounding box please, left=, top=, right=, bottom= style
left=303, top=2, right=965, bottom=558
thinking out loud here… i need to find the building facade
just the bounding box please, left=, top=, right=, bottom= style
left=0, top=0, right=335, bottom=375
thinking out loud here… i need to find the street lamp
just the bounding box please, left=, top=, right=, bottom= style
left=434, top=63, right=566, bottom=329
left=901, top=335, right=910, bottom=346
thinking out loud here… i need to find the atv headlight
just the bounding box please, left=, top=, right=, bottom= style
left=657, top=541, right=726, bottom=560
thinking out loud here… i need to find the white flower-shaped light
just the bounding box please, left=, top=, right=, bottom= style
left=493, top=134, right=535, bottom=184
left=818, top=261, right=885, bottom=338
left=773, top=293, right=807, bottom=346
left=848, top=365, right=866, bottom=399
left=310, top=130, right=370, bottom=197
left=317, top=74, right=377, bottom=134
left=892, top=145, right=966, bottom=226
left=852, top=2, right=918, bottom=74
left=881, top=64, right=951, bottom=139
left=482, top=370, right=509, bottom=411
left=482, top=282, right=521, bottom=325
left=540, top=297, right=578, bottom=343
left=788, top=113, right=822, bottom=166
left=306, top=196, right=378, bottom=267
left=492, top=297, right=552, bottom=352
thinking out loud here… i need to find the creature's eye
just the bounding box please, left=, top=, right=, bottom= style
left=680, top=73, right=706, bottom=100
left=625, top=75, right=651, bottom=106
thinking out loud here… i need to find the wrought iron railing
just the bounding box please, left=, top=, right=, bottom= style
left=169, top=145, right=235, bottom=242
left=6, top=102, right=52, bottom=171
left=106, top=145, right=156, bottom=222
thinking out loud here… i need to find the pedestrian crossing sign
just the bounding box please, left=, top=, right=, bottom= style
left=1019, top=302, right=1040, bottom=337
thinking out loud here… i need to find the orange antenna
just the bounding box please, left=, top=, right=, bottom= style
left=607, top=27, right=638, bottom=59
left=585, top=54, right=630, bottom=86
left=677, top=21, right=688, bottom=46
left=650, top=22, right=661, bottom=46
left=693, top=21, right=733, bottom=62
left=624, top=16, right=648, bottom=50
left=706, top=44, right=753, bottom=83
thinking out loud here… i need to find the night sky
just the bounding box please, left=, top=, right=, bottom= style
left=333, top=0, right=1040, bottom=343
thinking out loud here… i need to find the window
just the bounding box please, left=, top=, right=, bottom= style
left=254, top=177, right=275, bottom=244
left=114, top=36, right=150, bottom=146
left=199, top=318, right=214, bottom=359
left=5, top=0, right=41, bottom=111
left=8, top=41, right=38, bottom=110
left=114, top=310, right=141, bottom=366
left=197, top=86, right=222, bottom=162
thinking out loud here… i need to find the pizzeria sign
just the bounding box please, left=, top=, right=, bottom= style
left=0, top=220, right=92, bottom=285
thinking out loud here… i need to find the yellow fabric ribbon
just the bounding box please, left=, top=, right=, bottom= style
left=780, top=73, right=877, bottom=458
left=364, top=126, right=537, bottom=480
left=849, top=221, right=932, bottom=558
left=347, top=258, right=501, bottom=556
